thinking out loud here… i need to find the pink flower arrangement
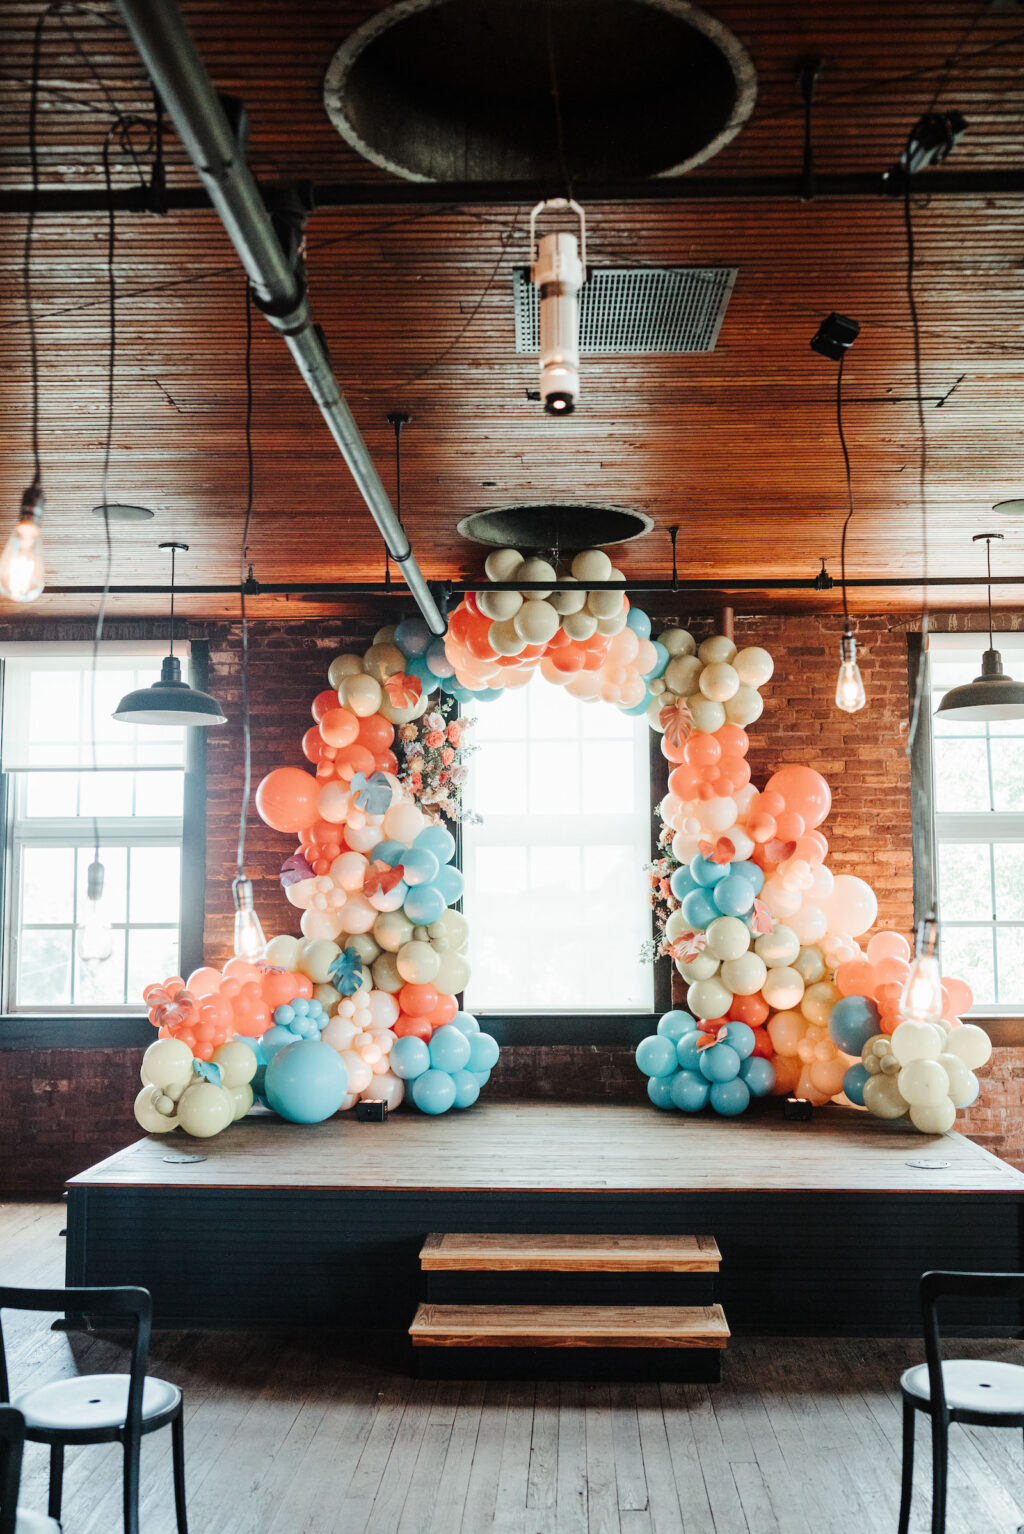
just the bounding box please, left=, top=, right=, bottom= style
left=394, top=694, right=479, bottom=824
left=424, top=729, right=445, bottom=749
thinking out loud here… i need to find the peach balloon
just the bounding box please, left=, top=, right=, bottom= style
left=764, top=765, right=832, bottom=828
left=835, top=959, right=876, bottom=998
left=941, top=977, right=974, bottom=1018
left=866, top=930, right=913, bottom=964
left=186, top=967, right=222, bottom=997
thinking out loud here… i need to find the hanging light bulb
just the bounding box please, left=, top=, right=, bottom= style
left=79, top=858, right=114, bottom=967
left=900, top=915, right=944, bottom=1022
left=232, top=877, right=265, bottom=962
left=0, top=485, right=45, bottom=603
left=835, top=630, right=866, bottom=713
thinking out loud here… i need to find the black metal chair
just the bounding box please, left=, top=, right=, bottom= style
left=0, top=1287, right=188, bottom=1534
left=898, top=1270, right=1024, bottom=1534
left=0, top=1404, right=61, bottom=1534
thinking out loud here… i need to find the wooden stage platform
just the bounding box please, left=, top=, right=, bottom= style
left=66, top=1101, right=1024, bottom=1336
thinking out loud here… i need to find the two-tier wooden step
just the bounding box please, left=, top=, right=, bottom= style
left=411, top=1233, right=728, bottom=1381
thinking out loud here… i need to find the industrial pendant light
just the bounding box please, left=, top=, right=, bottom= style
left=934, top=532, right=1024, bottom=722
left=113, top=542, right=226, bottom=726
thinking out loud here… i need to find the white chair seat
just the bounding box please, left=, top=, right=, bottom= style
left=13, top=1372, right=180, bottom=1432
left=901, top=1358, right=1024, bottom=1414
left=15, top=1509, right=62, bottom=1533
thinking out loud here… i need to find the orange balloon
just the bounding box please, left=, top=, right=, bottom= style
left=393, top=1013, right=433, bottom=1041
left=222, top=958, right=261, bottom=985
left=333, top=744, right=376, bottom=780
left=872, top=956, right=911, bottom=989
left=660, top=733, right=688, bottom=764
left=311, top=689, right=340, bottom=723
left=775, top=810, right=806, bottom=841
left=729, top=993, right=770, bottom=1027
left=256, top=767, right=319, bottom=833
left=186, top=966, right=222, bottom=997
left=684, top=733, right=722, bottom=769
left=399, top=982, right=439, bottom=1018
left=427, top=993, right=459, bottom=1028
left=261, top=969, right=300, bottom=1009
left=375, top=749, right=399, bottom=776
left=319, top=708, right=360, bottom=749
left=835, top=959, right=875, bottom=998
left=764, top=765, right=832, bottom=828
left=302, top=727, right=325, bottom=763
left=941, top=976, right=974, bottom=1018
left=714, top=723, right=749, bottom=759
left=357, top=714, right=395, bottom=754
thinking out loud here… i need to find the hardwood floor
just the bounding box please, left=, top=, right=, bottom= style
left=3, top=1200, right=1023, bottom=1534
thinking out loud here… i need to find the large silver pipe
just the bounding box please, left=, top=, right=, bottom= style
left=114, top=0, right=446, bottom=637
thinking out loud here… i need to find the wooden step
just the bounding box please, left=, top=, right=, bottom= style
left=419, top=1232, right=721, bottom=1273
left=409, top=1303, right=729, bottom=1349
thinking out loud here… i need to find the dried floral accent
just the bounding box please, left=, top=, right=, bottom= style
left=395, top=693, right=480, bottom=824
left=698, top=836, right=736, bottom=865
left=659, top=700, right=694, bottom=750
left=750, top=898, right=772, bottom=936
left=668, top=929, right=708, bottom=965
left=384, top=673, right=423, bottom=708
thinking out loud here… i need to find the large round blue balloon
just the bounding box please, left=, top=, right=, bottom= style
left=690, top=853, right=730, bottom=888
left=394, top=617, right=431, bottom=657
left=720, top=1021, right=756, bottom=1059
left=626, top=608, right=652, bottom=639
left=264, top=1041, right=348, bottom=1124
left=698, top=1042, right=741, bottom=1083
left=712, top=874, right=755, bottom=917
left=680, top=887, right=720, bottom=930
left=400, top=846, right=440, bottom=886
left=370, top=839, right=407, bottom=868
left=439, top=679, right=473, bottom=701
left=450, top=1069, right=481, bottom=1109
left=415, top=824, right=456, bottom=864
left=467, top=1033, right=500, bottom=1073
left=403, top=884, right=447, bottom=925
left=411, top=1068, right=457, bottom=1115
left=657, top=1009, right=698, bottom=1041
left=636, top=1034, right=679, bottom=1078
left=449, top=1010, right=480, bottom=1035
left=429, top=1024, right=471, bottom=1073
left=828, top=995, right=881, bottom=1057
left=676, top=1032, right=704, bottom=1072
left=671, top=1069, right=711, bottom=1112
left=259, top=1024, right=300, bottom=1063
left=647, top=1073, right=677, bottom=1110
left=740, top=1055, right=776, bottom=1097
left=431, top=863, right=465, bottom=904
left=842, top=1061, right=870, bottom=1107
left=669, top=866, right=699, bottom=902
left=710, top=1078, right=751, bottom=1116
left=729, top=859, right=765, bottom=893
left=390, top=1035, right=431, bottom=1080
left=406, top=655, right=438, bottom=693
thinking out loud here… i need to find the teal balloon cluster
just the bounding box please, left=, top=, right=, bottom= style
left=389, top=1012, right=501, bottom=1114
left=636, top=1009, right=775, bottom=1117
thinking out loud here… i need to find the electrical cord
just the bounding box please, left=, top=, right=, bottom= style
left=904, top=131, right=931, bottom=761
left=835, top=349, right=855, bottom=632
left=236, top=280, right=255, bottom=887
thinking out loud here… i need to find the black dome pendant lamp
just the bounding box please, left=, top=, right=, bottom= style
left=934, top=532, right=1024, bottom=723
left=113, top=542, right=227, bottom=727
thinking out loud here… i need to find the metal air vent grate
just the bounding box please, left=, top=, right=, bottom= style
left=514, top=266, right=737, bottom=354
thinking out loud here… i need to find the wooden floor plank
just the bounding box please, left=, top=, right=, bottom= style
left=554, top=1380, right=588, bottom=1534
left=583, top=1382, right=622, bottom=1534
left=457, top=1380, right=510, bottom=1533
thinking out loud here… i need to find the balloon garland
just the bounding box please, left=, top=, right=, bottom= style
left=135, top=545, right=988, bottom=1139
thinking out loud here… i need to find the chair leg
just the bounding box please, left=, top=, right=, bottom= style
left=930, top=1414, right=949, bottom=1534
left=47, top=1443, right=64, bottom=1521
left=171, top=1408, right=189, bottom=1534
left=123, top=1435, right=141, bottom=1534
left=898, top=1398, right=915, bottom=1534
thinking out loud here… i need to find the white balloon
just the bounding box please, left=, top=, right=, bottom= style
left=945, top=1022, right=992, bottom=1071
left=788, top=902, right=827, bottom=945
left=364, top=1070, right=405, bottom=1109
left=909, top=1098, right=957, bottom=1134
left=892, top=1019, right=944, bottom=1065
left=485, top=547, right=523, bottom=582
left=705, top=916, right=751, bottom=961
left=761, top=877, right=802, bottom=920
left=698, top=635, right=737, bottom=665
left=733, top=646, right=774, bottom=688
left=301, top=907, right=344, bottom=941
left=700, top=794, right=738, bottom=832
left=820, top=875, right=878, bottom=939
left=897, top=1058, right=950, bottom=1107
left=937, top=1051, right=976, bottom=1107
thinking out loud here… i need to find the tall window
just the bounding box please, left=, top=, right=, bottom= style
left=0, top=648, right=187, bottom=1011
left=461, top=683, right=655, bottom=1014
left=929, top=632, right=1024, bottom=1013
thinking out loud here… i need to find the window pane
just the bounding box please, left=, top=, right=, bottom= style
left=28, top=671, right=80, bottom=744
left=79, top=771, right=133, bottom=819
left=996, top=927, right=1024, bottom=1009
left=471, top=743, right=528, bottom=816
left=128, top=847, right=181, bottom=924
left=21, top=846, right=75, bottom=925
left=994, top=844, right=1024, bottom=922
left=937, top=843, right=992, bottom=923
left=23, top=772, right=78, bottom=818
left=76, top=846, right=128, bottom=925
left=990, top=741, right=1024, bottom=813
left=940, top=926, right=995, bottom=1007
left=134, top=771, right=184, bottom=817
left=127, top=929, right=179, bottom=1004
left=18, top=929, right=72, bottom=1007
left=933, top=738, right=991, bottom=813
left=74, top=929, right=127, bottom=1006
left=582, top=741, right=634, bottom=814
left=528, top=678, right=578, bottom=740
left=528, top=741, right=579, bottom=814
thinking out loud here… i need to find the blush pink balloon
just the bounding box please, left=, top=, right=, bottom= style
left=941, top=976, right=974, bottom=1019
left=835, top=959, right=875, bottom=998
left=764, top=765, right=832, bottom=829
left=871, top=957, right=911, bottom=990
left=866, top=930, right=912, bottom=964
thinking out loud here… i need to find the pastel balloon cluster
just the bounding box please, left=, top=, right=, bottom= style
left=389, top=1011, right=500, bottom=1114
left=832, top=929, right=975, bottom=1036
left=143, top=961, right=316, bottom=1058
left=637, top=1009, right=776, bottom=1117
left=134, top=1037, right=258, bottom=1139
left=847, top=1018, right=991, bottom=1133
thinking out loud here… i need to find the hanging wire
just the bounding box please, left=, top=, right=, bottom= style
left=544, top=0, right=574, bottom=202
left=23, top=6, right=51, bottom=495
left=904, top=130, right=931, bottom=759
left=236, top=282, right=255, bottom=886
left=835, top=349, right=855, bottom=630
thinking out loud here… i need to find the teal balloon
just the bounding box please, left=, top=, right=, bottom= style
left=450, top=1069, right=481, bottom=1109
left=401, top=846, right=439, bottom=886
left=411, top=1068, right=457, bottom=1115
left=657, top=1009, right=698, bottom=1041
left=712, top=874, right=755, bottom=917
left=449, top=1010, right=480, bottom=1035
left=710, top=1078, right=751, bottom=1116
left=842, top=1062, right=870, bottom=1107
left=626, top=608, right=652, bottom=639
left=720, top=1021, right=756, bottom=1059
left=390, top=1035, right=431, bottom=1080
left=676, top=1032, right=703, bottom=1072
left=470, top=1068, right=491, bottom=1087
left=406, top=655, right=438, bottom=692
left=432, top=863, right=465, bottom=904
left=699, top=1042, right=741, bottom=1083
left=647, top=1073, right=677, bottom=1110
left=621, top=690, right=652, bottom=716
left=264, top=1041, right=348, bottom=1124
left=416, top=824, right=456, bottom=864
left=370, top=839, right=407, bottom=867
left=828, top=995, right=881, bottom=1057
left=740, top=1056, right=776, bottom=1097
left=690, top=853, right=730, bottom=888
left=730, top=860, right=765, bottom=894
left=468, top=1033, right=500, bottom=1073
left=644, top=640, right=669, bottom=679
left=440, top=679, right=472, bottom=701
left=394, top=617, right=431, bottom=657
left=259, top=1024, right=299, bottom=1063
left=403, top=884, right=447, bottom=924
left=671, top=1069, right=711, bottom=1112
left=429, top=1024, right=472, bottom=1073
left=636, top=1034, right=678, bottom=1078
left=681, top=887, right=719, bottom=929
left=669, top=867, right=699, bottom=902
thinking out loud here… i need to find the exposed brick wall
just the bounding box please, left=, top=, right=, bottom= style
left=1, top=1048, right=142, bottom=1192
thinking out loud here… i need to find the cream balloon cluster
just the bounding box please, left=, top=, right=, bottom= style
left=478, top=545, right=630, bottom=645
left=859, top=1016, right=992, bottom=1133
left=645, top=626, right=773, bottom=740
left=134, top=1037, right=258, bottom=1139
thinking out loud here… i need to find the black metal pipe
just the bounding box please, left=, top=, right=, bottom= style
left=4, top=168, right=1024, bottom=218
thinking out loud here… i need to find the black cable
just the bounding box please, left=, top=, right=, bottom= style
left=544, top=0, right=574, bottom=202
left=835, top=350, right=854, bottom=630
left=55, top=9, right=150, bottom=187
left=904, top=136, right=931, bottom=759
left=926, top=0, right=987, bottom=114
left=236, top=281, right=255, bottom=885
left=23, top=8, right=49, bottom=493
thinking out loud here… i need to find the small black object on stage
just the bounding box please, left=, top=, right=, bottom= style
left=357, top=1100, right=389, bottom=1122
left=783, top=1096, right=814, bottom=1122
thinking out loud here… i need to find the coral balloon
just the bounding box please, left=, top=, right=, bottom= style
left=764, top=765, right=832, bottom=828
left=256, top=767, right=320, bottom=833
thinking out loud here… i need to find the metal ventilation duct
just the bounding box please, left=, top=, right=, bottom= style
left=513, top=266, right=737, bottom=354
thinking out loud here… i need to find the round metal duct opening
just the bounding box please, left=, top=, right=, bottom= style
left=457, top=502, right=653, bottom=550
left=324, top=0, right=757, bottom=183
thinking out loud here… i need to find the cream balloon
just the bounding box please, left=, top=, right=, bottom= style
left=863, top=1073, right=909, bottom=1119
left=331, top=851, right=369, bottom=891
left=327, top=653, right=364, bottom=688
left=435, top=951, right=471, bottom=994
left=514, top=557, right=557, bottom=598
left=550, top=582, right=587, bottom=615
left=336, top=892, right=378, bottom=935
left=211, top=1041, right=258, bottom=1089
left=362, top=644, right=406, bottom=684
left=141, top=1037, right=196, bottom=1089
left=687, top=694, right=726, bottom=734
left=346, top=821, right=387, bottom=854
left=596, top=609, right=627, bottom=636
left=134, top=1085, right=177, bottom=1133
left=698, top=635, right=737, bottom=665
left=665, top=909, right=693, bottom=943
left=340, top=673, right=383, bottom=717
left=365, top=1071, right=405, bottom=1109
left=789, top=903, right=828, bottom=945
left=660, top=628, right=696, bottom=657
left=705, top=916, right=751, bottom=961
left=339, top=1050, right=374, bottom=1095
left=891, top=1019, right=943, bottom=1065
left=699, top=662, right=740, bottom=703
left=485, top=547, right=523, bottom=582
left=434, top=908, right=469, bottom=950
left=570, top=548, right=612, bottom=583
left=676, top=953, right=720, bottom=983
left=489, top=618, right=529, bottom=656
left=937, top=1052, right=975, bottom=1106
left=721, top=951, right=768, bottom=996
left=664, top=654, right=703, bottom=696
left=800, top=981, right=840, bottom=1025
left=945, top=1022, right=992, bottom=1070
left=301, top=907, right=344, bottom=942
left=371, top=951, right=403, bottom=993
left=586, top=588, right=625, bottom=619
left=733, top=646, right=774, bottom=687
left=396, top=940, right=441, bottom=984
left=820, top=875, right=878, bottom=938
left=298, top=939, right=342, bottom=985
left=176, top=1081, right=234, bottom=1139
left=909, top=1098, right=957, bottom=1134
left=724, top=684, right=764, bottom=726
left=383, top=800, right=425, bottom=845
left=563, top=610, right=598, bottom=641
left=263, top=934, right=303, bottom=970
left=897, top=1058, right=950, bottom=1107
left=687, top=977, right=733, bottom=1020
left=227, top=1084, right=253, bottom=1121
left=374, top=625, right=397, bottom=645
left=699, top=794, right=738, bottom=833
left=760, top=878, right=802, bottom=920
left=761, top=966, right=805, bottom=1010
left=347, top=932, right=382, bottom=965
left=285, top=878, right=316, bottom=911
left=794, top=946, right=827, bottom=985
left=514, top=599, right=560, bottom=645
left=476, top=588, right=524, bottom=621
left=317, top=782, right=351, bottom=823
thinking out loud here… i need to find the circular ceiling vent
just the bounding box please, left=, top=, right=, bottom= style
left=324, top=0, right=757, bottom=183
left=457, top=501, right=653, bottom=550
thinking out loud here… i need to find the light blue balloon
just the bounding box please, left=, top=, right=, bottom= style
left=720, top=1021, right=756, bottom=1060
left=842, top=1062, right=870, bottom=1107
left=416, top=824, right=456, bottom=864
left=730, top=860, right=765, bottom=894
left=644, top=640, right=669, bottom=679
left=259, top=1024, right=299, bottom=1062
left=712, top=874, right=755, bottom=917
left=657, top=1009, right=698, bottom=1041
left=710, top=1078, right=751, bottom=1116
left=406, top=655, right=439, bottom=693
left=431, top=863, right=465, bottom=904
left=391, top=1035, right=431, bottom=1080
left=449, top=1010, right=480, bottom=1035
left=265, top=1041, right=348, bottom=1124
left=681, top=887, right=719, bottom=930
left=671, top=1069, right=711, bottom=1113
left=233, top=1033, right=267, bottom=1066
left=621, top=690, right=652, bottom=716
left=669, top=866, right=700, bottom=902
left=411, top=1068, right=457, bottom=1115
left=626, top=607, right=652, bottom=639
left=828, top=995, right=881, bottom=1057
left=690, top=853, right=730, bottom=888
left=370, top=839, right=407, bottom=867
left=404, top=884, right=447, bottom=925
left=740, top=1055, right=776, bottom=1097
left=468, top=1033, right=500, bottom=1073
left=676, top=1032, right=704, bottom=1072
left=429, top=1024, right=472, bottom=1073
left=470, top=1068, right=491, bottom=1087
left=647, top=1073, right=677, bottom=1110
left=699, top=1042, right=741, bottom=1083
left=401, top=846, right=440, bottom=886
left=636, top=1034, right=679, bottom=1078
left=450, top=1069, right=481, bottom=1109
left=426, top=638, right=456, bottom=678
left=394, top=617, right=432, bottom=657
left=439, top=679, right=472, bottom=701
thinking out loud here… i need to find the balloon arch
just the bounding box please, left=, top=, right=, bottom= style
left=134, top=548, right=991, bottom=1141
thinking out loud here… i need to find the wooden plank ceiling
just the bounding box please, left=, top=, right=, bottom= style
left=1, top=0, right=1024, bottom=620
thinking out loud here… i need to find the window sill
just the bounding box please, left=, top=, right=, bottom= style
left=477, top=1014, right=660, bottom=1047
left=967, top=1015, right=1024, bottom=1047
left=0, top=1014, right=155, bottom=1050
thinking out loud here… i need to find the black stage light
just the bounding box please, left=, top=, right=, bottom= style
left=783, top=1096, right=814, bottom=1122
left=810, top=312, right=860, bottom=361
left=357, top=1100, right=389, bottom=1122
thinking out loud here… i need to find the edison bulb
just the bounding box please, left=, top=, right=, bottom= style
left=0, top=508, right=45, bottom=603
left=835, top=631, right=866, bottom=714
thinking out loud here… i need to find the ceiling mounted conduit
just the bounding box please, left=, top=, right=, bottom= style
left=112, top=0, right=446, bottom=638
